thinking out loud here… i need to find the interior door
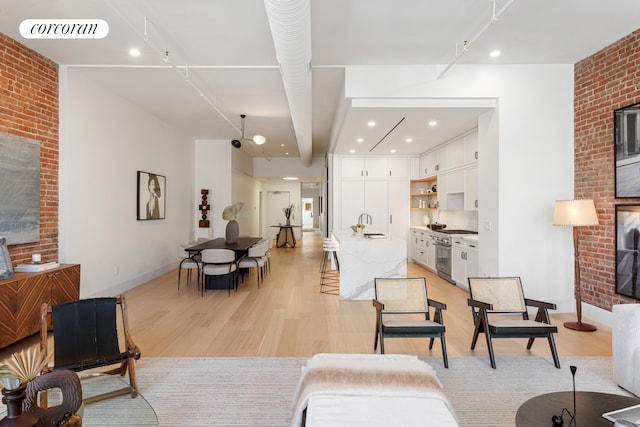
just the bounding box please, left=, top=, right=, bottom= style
left=266, top=191, right=290, bottom=239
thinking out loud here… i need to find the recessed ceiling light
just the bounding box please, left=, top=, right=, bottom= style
left=429, top=120, right=438, bottom=127
left=280, top=143, right=285, bottom=147
left=349, top=149, right=356, bottom=153
left=129, top=48, right=141, bottom=57
left=490, top=49, right=501, bottom=58
left=357, top=138, right=364, bottom=143
left=405, top=138, right=413, bottom=143
left=367, top=121, right=376, bottom=127
left=390, top=149, right=397, bottom=153
left=285, top=152, right=289, bottom=155
left=283, top=177, right=298, bottom=180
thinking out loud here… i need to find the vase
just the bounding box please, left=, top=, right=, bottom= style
left=0, top=384, right=38, bottom=427
left=225, top=219, right=239, bottom=244
left=286, top=218, right=291, bottom=226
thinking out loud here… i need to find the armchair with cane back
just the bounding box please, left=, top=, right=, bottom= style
left=467, top=276, right=560, bottom=369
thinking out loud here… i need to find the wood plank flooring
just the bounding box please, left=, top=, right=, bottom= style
left=124, top=230, right=611, bottom=359
left=0, top=230, right=611, bottom=361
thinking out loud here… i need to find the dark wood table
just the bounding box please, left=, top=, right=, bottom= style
left=516, top=391, right=640, bottom=426
left=270, top=225, right=301, bottom=248
left=185, top=237, right=261, bottom=290
left=185, top=237, right=261, bottom=259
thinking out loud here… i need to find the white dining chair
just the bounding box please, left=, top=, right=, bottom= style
left=201, top=249, right=237, bottom=297
left=237, top=240, right=268, bottom=288
left=177, top=244, right=201, bottom=290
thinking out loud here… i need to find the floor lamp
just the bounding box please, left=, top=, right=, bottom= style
left=553, top=199, right=599, bottom=331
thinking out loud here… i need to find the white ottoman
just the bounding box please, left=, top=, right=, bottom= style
left=613, top=304, right=640, bottom=397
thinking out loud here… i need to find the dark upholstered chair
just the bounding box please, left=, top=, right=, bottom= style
left=40, top=295, right=141, bottom=401
left=467, top=276, right=560, bottom=369
left=372, top=277, right=448, bottom=368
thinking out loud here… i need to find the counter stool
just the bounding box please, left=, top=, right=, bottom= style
left=320, top=237, right=340, bottom=295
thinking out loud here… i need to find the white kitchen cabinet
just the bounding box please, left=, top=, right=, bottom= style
left=340, top=179, right=389, bottom=233
left=451, top=238, right=466, bottom=287
left=388, top=157, right=411, bottom=179
left=419, top=150, right=440, bottom=178
left=466, top=241, right=479, bottom=284
left=425, top=233, right=436, bottom=271
left=410, top=229, right=420, bottom=261
left=340, top=157, right=389, bottom=178
left=464, top=132, right=478, bottom=166
left=443, top=137, right=465, bottom=171
left=464, top=166, right=478, bottom=211
left=452, top=237, right=479, bottom=290
left=388, top=180, right=409, bottom=240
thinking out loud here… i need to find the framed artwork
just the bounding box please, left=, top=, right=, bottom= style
left=614, top=102, right=640, bottom=198
left=615, top=204, right=640, bottom=300
left=137, top=171, right=166, bottom=220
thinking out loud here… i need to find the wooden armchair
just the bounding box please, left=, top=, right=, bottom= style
left=467, top=276, right=560, bottom=369
left=40, top=294, right=141, bottom=401
left=372, top=277, right=448, bottom=368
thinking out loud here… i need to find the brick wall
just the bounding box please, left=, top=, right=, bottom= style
left=575, top=29, right=640, bottom=310
left=0, top=33, right=59, bottom=266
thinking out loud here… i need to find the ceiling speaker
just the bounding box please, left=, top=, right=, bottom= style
left=231, top=139, right=241, bottom=148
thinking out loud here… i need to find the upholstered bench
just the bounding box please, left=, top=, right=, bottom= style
left=291, top=353, right=458, bottom=426
left=613, top=304, right=640, bottom=397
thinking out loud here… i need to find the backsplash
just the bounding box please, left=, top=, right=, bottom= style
left=411, top=209, right=478, bottom=231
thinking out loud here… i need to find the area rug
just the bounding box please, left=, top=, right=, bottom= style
left=124, top=356, right=631, bottom=427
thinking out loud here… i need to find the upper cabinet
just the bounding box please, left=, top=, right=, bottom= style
left=387, top=157, right=411, bottom=179
left=464, top=132, right=478, bottom=166
left=341, top=156, right=413, bottom=179
left=419, top=149, right=441, bottom=178
left=341, top=156, right=388, bottom=178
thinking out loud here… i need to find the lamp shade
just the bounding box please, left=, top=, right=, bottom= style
left=252, top=135, right=266, bottom=145
left=553, top=199, right=599, bottom=226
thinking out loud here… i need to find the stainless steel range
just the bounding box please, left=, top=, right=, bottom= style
left=433, top=229, right=478, bottom=284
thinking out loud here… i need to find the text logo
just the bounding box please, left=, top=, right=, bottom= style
left=19, top=19, right=109, bottom=39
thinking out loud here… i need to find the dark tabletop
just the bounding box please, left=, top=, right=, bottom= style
left=516, top=391, right=640, bottom=426
left=185, top=237, right=261, bottom=253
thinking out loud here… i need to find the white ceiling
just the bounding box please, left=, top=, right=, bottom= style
left=1, top=0, right=639, bottom=163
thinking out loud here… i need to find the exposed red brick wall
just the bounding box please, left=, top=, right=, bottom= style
left=0, top=33, right=59, bottom=266
left=575, top=29, right=640, bottom=310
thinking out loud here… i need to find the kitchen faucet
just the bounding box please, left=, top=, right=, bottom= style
left=358, top=213, right=372, bottom=225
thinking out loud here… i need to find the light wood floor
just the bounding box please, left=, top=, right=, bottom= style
left=1, top=230, right=612, bottom=361
left=123, top=230, right=612, bottom=359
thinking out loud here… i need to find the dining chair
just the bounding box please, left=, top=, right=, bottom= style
left=177, top=244, right=201, bottom=290
left=201, top=249, right=237, bottom=296
left=237, top=240, right=268, bottom=288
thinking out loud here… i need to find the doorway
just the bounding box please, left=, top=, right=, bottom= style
left=266, top=191, right=291, bottom=239
left=302, top=197, right=314, bottom=229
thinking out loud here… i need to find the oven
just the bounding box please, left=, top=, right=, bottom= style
left=435, top=237, right=453, bottom=283
left=433, top=229, right=478, bottom=284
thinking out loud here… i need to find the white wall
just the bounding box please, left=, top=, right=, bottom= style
left=344, top=64, right=575, bottom=309
left=194, top=139, right=232, bottom=240
left=232, top=148, right=261, bottom=237
left=59, top=68, right=194, bottom=298
left=260, top=181, right=303, bottom=240
left=253, top=156, right=324, bottom=178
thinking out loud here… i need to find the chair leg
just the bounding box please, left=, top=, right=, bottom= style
left=373, top=322, right=380, bottom=351
left=485, top=333, right=496, bottom=369
left=127, top=357, right=139, bottom=397
left=440, top=333, right=449, bottom=369
left=428, top=337, right=435, bottom=350
left=526, top=337, right=536, bottom=349
left=548, top=334, right=561, bottom=369
left=470, top=317, right=483, bottom=350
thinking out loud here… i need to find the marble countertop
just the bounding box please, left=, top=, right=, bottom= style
left=333, top=230, right=391, bottom=241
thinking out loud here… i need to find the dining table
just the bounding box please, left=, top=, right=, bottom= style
left=185, top=237, right=261, bottom=259
left=185, top=237, right=261, bottom=290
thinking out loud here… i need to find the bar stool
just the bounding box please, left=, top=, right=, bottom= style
left=320, top=237, right=340, bottom=295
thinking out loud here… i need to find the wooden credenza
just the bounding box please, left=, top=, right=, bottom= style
left=0, top=264, right=80, bottom=349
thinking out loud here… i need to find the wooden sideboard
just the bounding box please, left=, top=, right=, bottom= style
left=0, top=264, right=80, bottom=349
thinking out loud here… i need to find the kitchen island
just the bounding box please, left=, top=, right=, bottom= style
left=333, top=230, right=407, bottom=300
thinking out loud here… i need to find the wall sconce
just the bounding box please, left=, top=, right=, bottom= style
left=199, top=189, right=210, bottom=228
